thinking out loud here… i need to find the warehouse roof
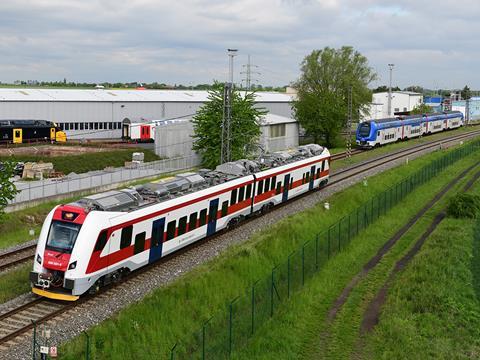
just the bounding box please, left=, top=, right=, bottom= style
left=0, top=88, right=293, bottom=103
left=260, top=113, right=296, bottom=125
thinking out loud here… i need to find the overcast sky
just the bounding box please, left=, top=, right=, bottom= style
left=0, top=0, right=478, bottom=89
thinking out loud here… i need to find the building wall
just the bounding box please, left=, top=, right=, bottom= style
left=260, top=122, right=299, bottom=153
left=0, top=100, right=293, bottom=140
left=371, top=92, right=423, bottom=118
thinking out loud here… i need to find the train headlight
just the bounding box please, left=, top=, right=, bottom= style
left=36, top=254, right=42, bottom=265
left=68, top=261, right=77, bottom=270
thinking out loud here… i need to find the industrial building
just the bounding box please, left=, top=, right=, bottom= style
left=452, top=98, right=480, bottom=122
left=362, top=91, right=423, bottom=121
left=0, top=88, right=294, bottom=140
left=154, top=113, right=299, bottom=159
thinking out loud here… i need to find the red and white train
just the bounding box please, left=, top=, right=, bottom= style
left=31, top=144, right=330, bottom=301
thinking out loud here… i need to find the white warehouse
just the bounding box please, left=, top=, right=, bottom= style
left=363, top=91, right=423, bottom=121
left=0, top=88, right=294, bottom=140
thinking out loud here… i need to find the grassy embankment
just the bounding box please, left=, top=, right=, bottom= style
left=237, top=153, right=480, bottom=359
left=56, top=140, right=480, bottom=358
left=359, top=185, right=480, bottom=358
left=0, top=148, right=160, bottom=174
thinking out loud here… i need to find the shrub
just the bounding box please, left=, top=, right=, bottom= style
left=446, top=194, right=480, bottom=218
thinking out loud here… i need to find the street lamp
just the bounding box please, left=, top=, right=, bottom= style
left=388, top=64, right=394, bottom=116
left=227, top=49, right=238, bottom=85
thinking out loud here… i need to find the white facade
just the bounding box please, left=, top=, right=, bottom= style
left=369, top=91, right=423, bottom=119
left=0, top=89, right=294, bottom=140
left=154, top=113, right=299, bottom=159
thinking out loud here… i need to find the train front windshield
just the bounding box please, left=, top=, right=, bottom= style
left=46, top=221, right=81, bottom=253
left=358, top=122, right=371, bottom=137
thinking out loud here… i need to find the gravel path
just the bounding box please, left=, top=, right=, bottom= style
left=0, top=139, right=471, bottom=360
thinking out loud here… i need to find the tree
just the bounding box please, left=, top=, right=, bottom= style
left=461, top=85, right=471, bottom=100
left=0, top=161, right=17, bottom=213
left=192, top=82, right=267, bottom=168
left=410, top=103, right=433, bottom=115
left=403, top=85, right=424, bottom=94
left=373, top=85, right=400, bottom=93
left=293, top=47, right=377, bottom=147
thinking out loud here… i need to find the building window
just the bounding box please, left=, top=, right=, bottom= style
left=270, top=124, right=286, bottom=138
left=65, top=123, right=70, bottom=130
left=94, top=122, right=99, bottom=130
left=394, top=108, right=399, bottom=112
left=90, top=122, right=94, bottom=130
left=99, top=122, right=103, bottom=130
left=80, top=123, right=84, bottom=130
left=109, top=122, right=113, bottom=130
left=74, top=123, right=79, bottom=130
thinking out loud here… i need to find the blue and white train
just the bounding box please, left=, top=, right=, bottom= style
left=356, top=111, right=464, bottom=148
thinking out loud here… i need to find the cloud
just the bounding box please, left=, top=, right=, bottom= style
left=0, top=0, right=478, bottom=89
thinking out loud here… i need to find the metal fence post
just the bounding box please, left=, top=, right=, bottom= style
left=287, top=253, right=292, bottom=297
left=229, top=297, right=239, bottom=356
left=170, top=343, right=177, bottom=360
left=251, top=280, right=259, bottom=335
left=347, top=215, right=351, bottom=243
left=315, top=234, right=319, bottom=269
left=84, top=331, right=90, bottom=360
left=270, top=269, right=276, bottom=317
left=302, top=244, right=305, bottom=286
left=32, top=320, right=36, bottom=360
left=338, top=221, right=341, bottom=252
left=327, top=228, right=331, bottom=258
left=202, top=317, right=212, bottom=360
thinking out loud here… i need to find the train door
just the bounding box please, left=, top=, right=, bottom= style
left=122, top=124, right=130, bottom=139
left=149, top=218, right=165, bottom=264
left=50, top=128, right=56, bottom=141
left=282, top=174, right=290, bottom=202
left=140, top=125, right=150, bottom=141
left=309, top=166, right=316, bottom=191
left=13, top=128, right=22, bottom=144
left=207, top=199, right=219, bottom=236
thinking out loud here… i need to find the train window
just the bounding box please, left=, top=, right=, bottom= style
left=80, top=123, right=84, bottom=130
left=120, top=225, right=133, bottom=249
left=258, top=180, right=264, bottom=195
left=302, top=173, right=305, bottom=184
left=271, top=176, right=276, bottom=191
left=238, top=187, right=245, bottom=202
left=321, top=161, right=325, bottom=172
left=246, top=184, right=252, bottom=199
left=199, top=209, right=207, bottom=226
left=290, top=178, right=293, bottom=189
left=189, top=213, right=197, bottom=230
left=94, top=230, right=108, bottom=252
left=276, top=182, right=281, bottom=195
left=265, top=178, right=270, bottom=192
left=221, top=201, right=228, bottom=217
left=306, top=172, right=310, bottom=183
left=134, top=232, right=146, bottom=255
left=166, top=221, right=176, bottom=241
left=178, top=216, right=187, bottom=236
left=231, top=189, right=237, bottom=205
left=316, top=168, right=321, bottom=179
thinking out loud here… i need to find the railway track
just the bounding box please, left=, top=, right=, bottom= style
left=0, top=244, right=36, bottom=273
left=0, top=128, right=479, bottom=349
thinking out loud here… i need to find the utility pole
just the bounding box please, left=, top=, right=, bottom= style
left=465, top=97, right=470, bottom=126
left=387, top=63, right=394, bottom=116
left=346, top=86, right=353, bottom=159
left=241, top=55, right=260, bottom=90
left=221, top=49, right=238, bottom=164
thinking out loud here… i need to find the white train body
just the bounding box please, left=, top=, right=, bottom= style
left=31, top=145, right=330, bottom=300
left=356, top=111, right=464, bottom=148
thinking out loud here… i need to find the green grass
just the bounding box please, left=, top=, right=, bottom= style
left=1, top=148, right=160, bottom=174
left=0, top=264, right=31, bottom=303
left=57, top=140, right=480, bottom=359
left=359, top=183, right=480, bottom=359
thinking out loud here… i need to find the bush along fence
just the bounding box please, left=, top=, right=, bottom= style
left=164, top=140, right=480, bottom=359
